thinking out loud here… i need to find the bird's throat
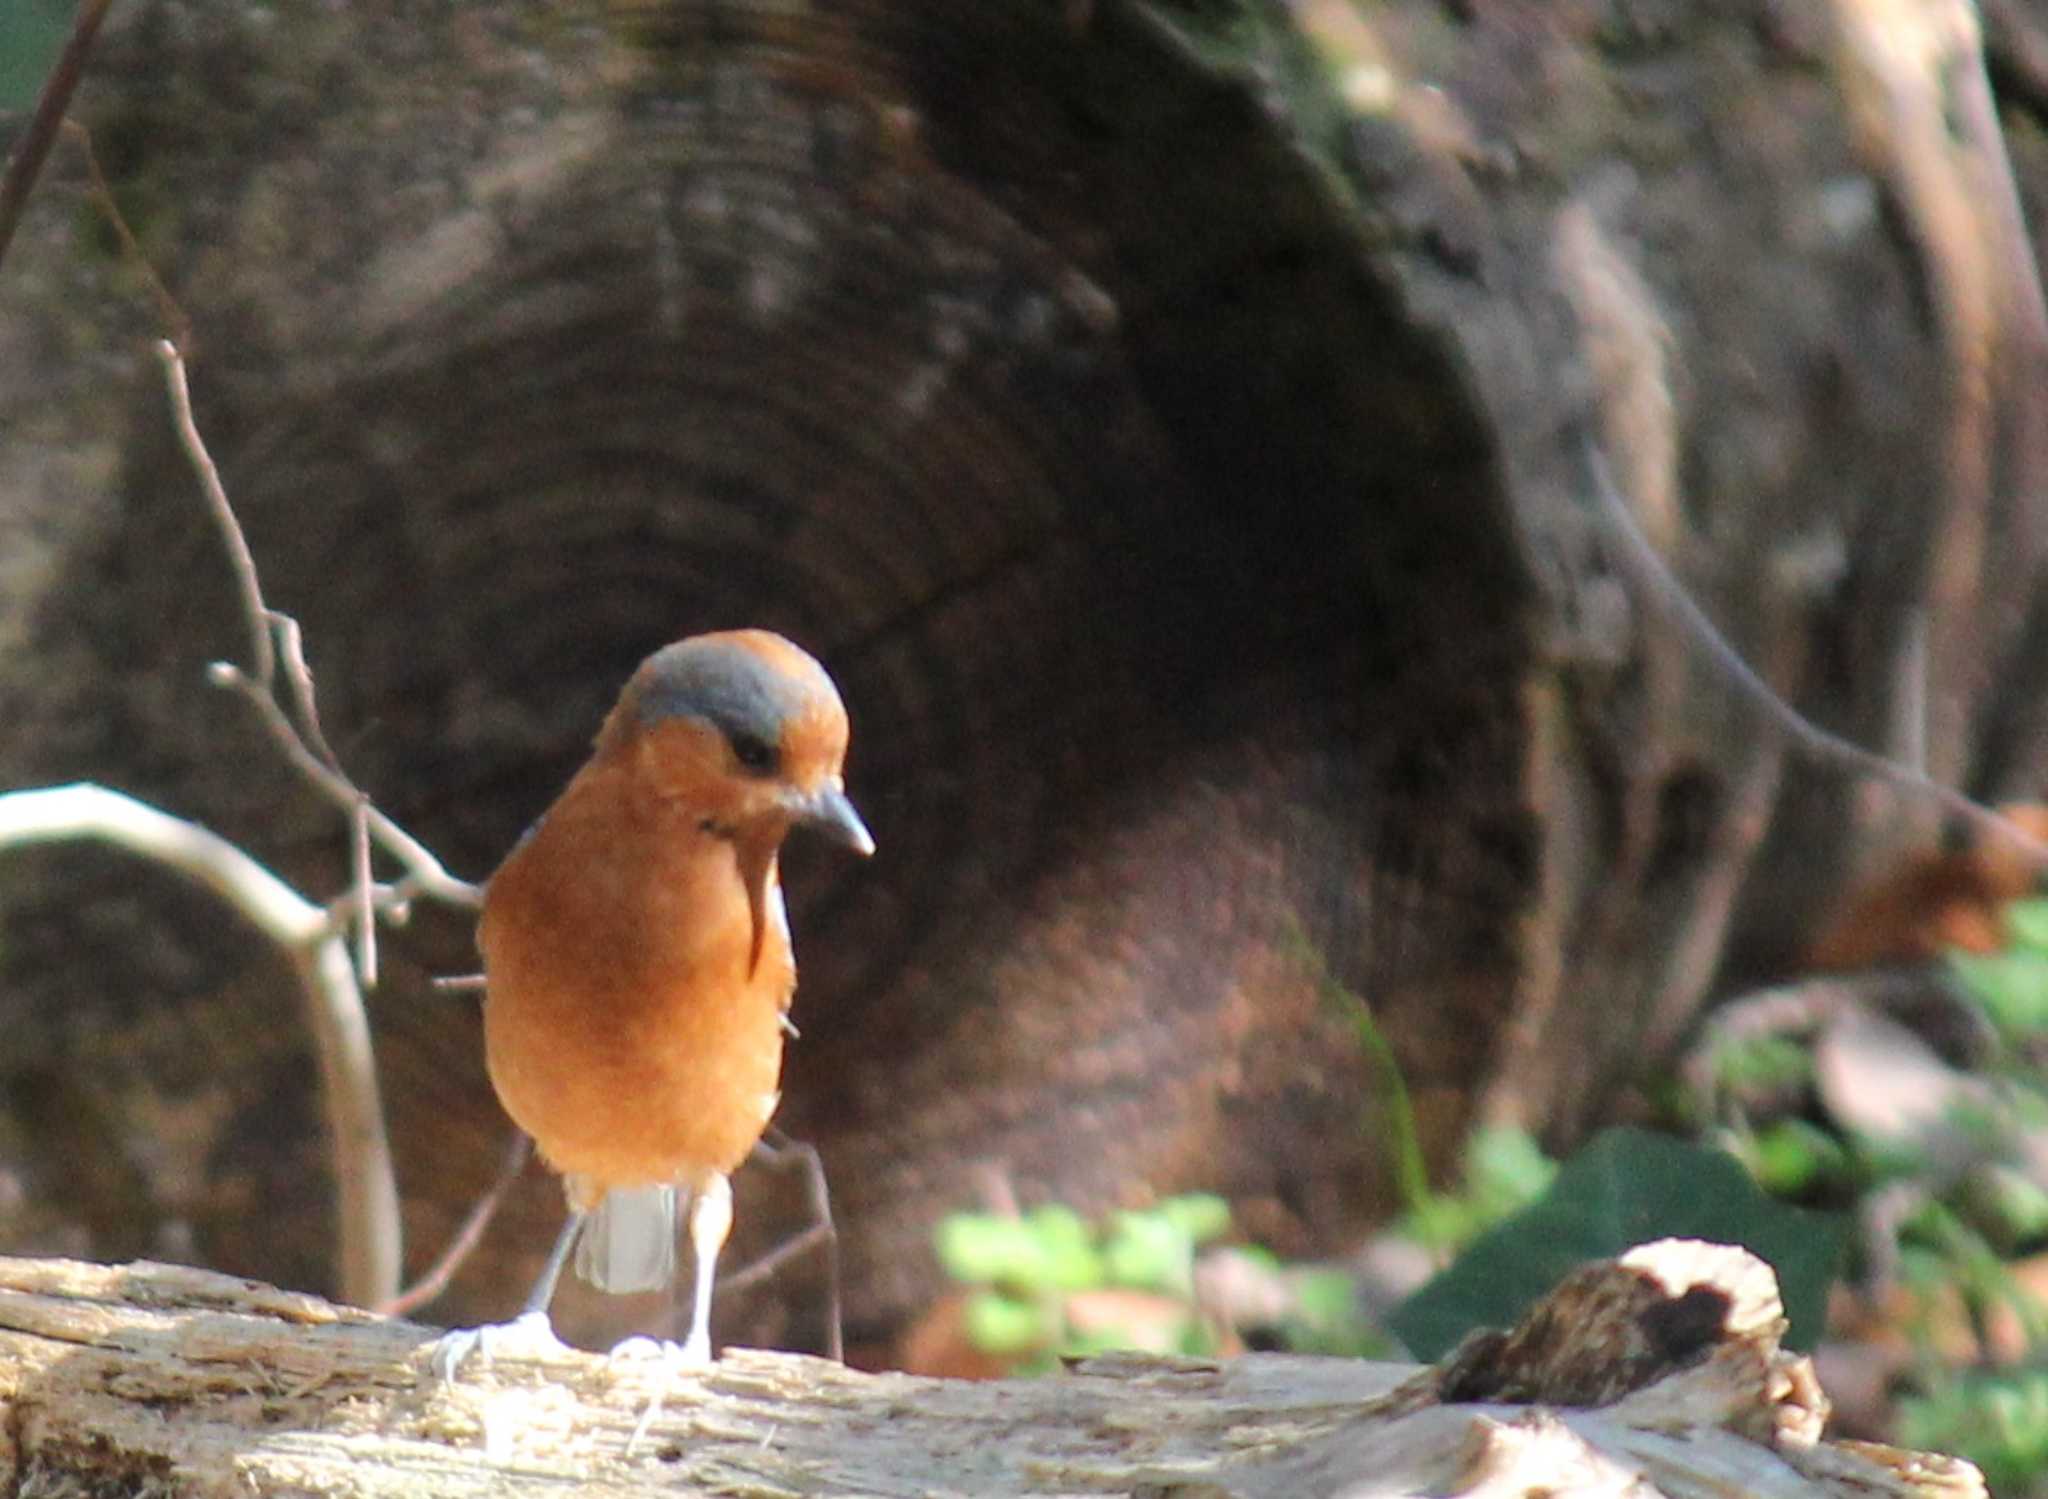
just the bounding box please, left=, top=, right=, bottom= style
left=734, top=836, right=780, bottom=979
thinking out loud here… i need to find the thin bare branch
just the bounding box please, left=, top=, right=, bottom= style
left=725, top=1130, right=843, bottom=1362
left=269, top=615, right=384, bottom=977
left=379, top=1131, right=534, bottom=1318
left=146, top=344, right=488, bottom=1305
left=155, top=347, right=483, bottom=916
left=59, top=120, right=190, bottom=349
left=0, top=0, right=113, bottom=273
left=715, top=1223, right=833, bottom=1300
left=351, top=796, right=377, bottom=986
left=275, top=613, right=346, bottom=773
left=205, top=661, right=483, bottom=909
left=0, top=783, right=401, bottom=1308
left=158, top=341, right=274, bottom=686
left=1584, top=438, right=2048, bottom=871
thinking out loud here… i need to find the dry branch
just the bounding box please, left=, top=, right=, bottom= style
left=0, top=784, right=401, bottom=1310
left=0, top=1245, right=1979, bottom=1498
left=155, top=340, right=484, bottom=925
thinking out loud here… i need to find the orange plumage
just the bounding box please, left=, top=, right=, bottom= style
left=449, top=629, right=871, bottom=1367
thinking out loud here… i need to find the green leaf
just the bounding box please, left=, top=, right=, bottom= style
left=1899, top=1370, right=2048, bottom=1495
left=1026, top=1204, right=1107, bottom=1291
left=1949, top=949, right=2048, bottom=1038
left=935, top=1214, right=1051, bottom=1290
left=1102, top=1210, right=1194, bottom=1294
left=1280, top=1267, right=1388, bottom=1357
left=1385, top=1127, right=1847, bottom=1359
left=1157, top=1193, right=1234, bottom=1244
left=963, top=1291, right=1048, bottom=1356
left=1746, top=1119, right=1848, bottom=1196
left=1461, top=1127, right=1559, bottom=1221
left=2003, top=898, right=2048, bottom=955
left=1024, top=1203, right=1092, bottom=1254
left=1953, top=1164, right=2048, bottom=1258
left=1705, top=1033, right=1814, bottom=1095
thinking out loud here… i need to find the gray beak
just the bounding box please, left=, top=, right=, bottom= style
left=798, top=784, right=875, bottom=856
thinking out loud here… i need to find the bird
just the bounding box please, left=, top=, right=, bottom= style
left=434, top=629, right=873, bottom=1373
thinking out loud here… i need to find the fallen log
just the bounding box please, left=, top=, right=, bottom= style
left=0, top=1242, right=1979, bottom=1497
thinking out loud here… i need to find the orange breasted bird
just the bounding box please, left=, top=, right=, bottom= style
left=441, top=630, right=872, bottom=1368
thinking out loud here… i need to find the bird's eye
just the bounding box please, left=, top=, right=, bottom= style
left=729, top=731, right=778, bottom=774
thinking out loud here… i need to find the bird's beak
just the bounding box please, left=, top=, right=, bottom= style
left=794, top=784, right=875, bottom=856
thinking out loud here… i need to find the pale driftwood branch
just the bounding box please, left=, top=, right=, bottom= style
left=0, top=1246, right=1980, bottom=1499
left=0, top=785, right=401, bottom=1310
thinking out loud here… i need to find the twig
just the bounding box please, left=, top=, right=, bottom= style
left=156, top=340, right=483, bottom=915
left=28, top=87, right=490, bottom=1334
left=718, top=1131, right=844, bottom=1362
left=59, top=120, right=190, bottom=349
left=148, top=340, right=490, bottom=1303
left=268, top=614, right=381, bottom=980
left=274, top=613, right=346, bottom=771
left=203, top=658, right=482, bottom=910
left=379, top=1131, right=534, bottom=1318
left=157, top=341, right=275, bottom=688
left=351, top=798, right=376, bottom=985
left=0, top=784, right=401, bottom=1308
left=0, top=0, right=113, bottom=274
left=1583, top=438, right=2048, bottom=871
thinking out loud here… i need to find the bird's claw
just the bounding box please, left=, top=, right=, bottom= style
left=605, top=1333, right=711, bottom=1368
left=605, top=1333, right=715, bottom=1452
left=428, top=1309, right=570, bottom=1380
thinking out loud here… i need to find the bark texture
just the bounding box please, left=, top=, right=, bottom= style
left=0, top=1247, right=1983, bottom=1498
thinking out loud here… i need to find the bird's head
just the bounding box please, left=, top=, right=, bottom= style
left=597, top=629, right=873, bottom=970
left=601, top=629, right=873, bottom=852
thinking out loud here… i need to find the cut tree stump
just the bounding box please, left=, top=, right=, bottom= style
left=0, top=1242, right=1980, bottom=1497
left=9, top=0, right=2048, bottom=1353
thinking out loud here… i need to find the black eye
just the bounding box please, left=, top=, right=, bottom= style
left=729, top=731, right=778, bottom=774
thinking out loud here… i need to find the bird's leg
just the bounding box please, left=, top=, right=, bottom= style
left=606, top=1173, right=731, bottom=1453
left=521, top=1203, right=586, bottom=1316
left=681, top=1170, right=733, bottom=1363
left=427, top=1208, right=584, bottom=1379
left=605, top=1169, right=732, bottom=1367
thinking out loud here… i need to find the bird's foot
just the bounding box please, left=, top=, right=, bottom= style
left=428, top=1309, right=570, bottom=1380
left=606, top=1332, right=712, bottom=1367
left=606, top=1333, right=711, bottom=1451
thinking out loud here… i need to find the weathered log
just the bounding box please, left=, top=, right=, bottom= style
left=0, top=1243, right=1984, bottom=1498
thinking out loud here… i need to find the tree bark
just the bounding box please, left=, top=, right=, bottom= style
left=0, top=1249, right=1981, bottom=1499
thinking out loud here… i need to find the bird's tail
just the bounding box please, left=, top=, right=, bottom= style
left=575, top=1184, right=678, bottom=1293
